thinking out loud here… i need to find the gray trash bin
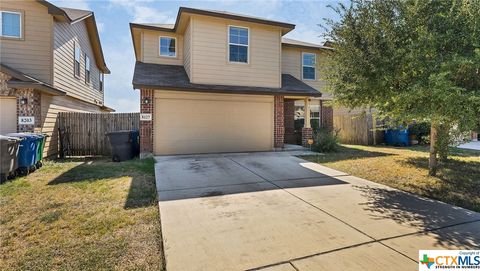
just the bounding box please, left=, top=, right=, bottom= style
left=106, top=130, right=135, bottom=162
left=0, top=135, right=21, bottom=183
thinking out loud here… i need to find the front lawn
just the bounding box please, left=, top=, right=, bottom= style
left=0, top=158, right=164, bottom=271
left=301, top=145, right=480, bottom=212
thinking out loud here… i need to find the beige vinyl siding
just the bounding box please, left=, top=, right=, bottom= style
left=53, top=19, right=103, bottom=105
left=142, top=29, right=184, bottom=66
left=40, top=93, right=101, bottom=157
left=282, top=47, right=329, bottom=99
left=0, top=1, right=53, bottom=84
left=183, top=20, right=192, bottom=79
left=190, top=15, right=281, bottom=88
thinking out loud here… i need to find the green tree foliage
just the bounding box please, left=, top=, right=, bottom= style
left=324, top=0, right=480, bottom=175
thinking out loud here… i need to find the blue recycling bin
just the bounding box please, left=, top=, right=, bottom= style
left=6, top=133, right=40, bottom=176
left=385, top=129, right=410, bottom=146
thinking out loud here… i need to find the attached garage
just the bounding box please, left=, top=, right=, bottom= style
left=0, top=97, right=17, bottom=135
left=154, top=91, right=273, bottom=155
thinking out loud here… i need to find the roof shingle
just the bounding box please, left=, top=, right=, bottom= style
left=132, top=62, right=321, bottom=97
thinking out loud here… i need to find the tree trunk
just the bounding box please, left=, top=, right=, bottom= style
left=429, top=123, right=438, bottom=176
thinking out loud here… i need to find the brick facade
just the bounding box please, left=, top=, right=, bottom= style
left=301, top=127, right=313, bottom=147
left=274, top=95, right=285, bottom=149
left=140, top=89, right=154, bottom=157
left=1, top=71, right=43, bottom=134
left=321, top=101, right=334, bottom=130
left=16, top=89, right=42, bottom=132
left=0, top=72, right=15, bottom=96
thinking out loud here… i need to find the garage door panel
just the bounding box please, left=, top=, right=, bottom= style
left=0, top=97, right=17, bottom=135
left=154, top=92, right=273, bottom=155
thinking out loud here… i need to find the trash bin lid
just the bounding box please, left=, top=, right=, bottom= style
left=0, top=135, right=22, bottom=142
left=106, top=130, right=134, bottom=135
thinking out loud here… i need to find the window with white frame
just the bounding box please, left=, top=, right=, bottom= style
left=74, top=43, right=81, bottom=77
left=99, top=72, right=104, bottom=91
left=228, top=26, right=248, bottom=63
left=85, top=54, right=90, bottom=83
left=0, top=10, right=22, bottom=38
left=302, top=53, right=316, bottom=80
left=159, top=37, right=176, bottom=57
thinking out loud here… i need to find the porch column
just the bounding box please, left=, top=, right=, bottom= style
left=302, top=97, right=313, bottom=147
left=274, top=95, right=284, bottom=149
left=140, top=89, right=154, bottom=158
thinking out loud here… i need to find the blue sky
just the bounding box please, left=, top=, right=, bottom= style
left=50, top=0, right=341, bottom=112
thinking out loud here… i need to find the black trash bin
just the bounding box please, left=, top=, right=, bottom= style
left=0, top=135, right=21, bottom=183
left=106, top=130, right=135, bottom=162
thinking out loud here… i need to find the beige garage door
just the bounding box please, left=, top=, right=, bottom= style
left=154, top=91, right=274, bottom=155
left=0, top=97, right=17, bottom=135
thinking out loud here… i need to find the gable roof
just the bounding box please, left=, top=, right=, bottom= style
left=282, top=38, right=334, bottom=51
left=132, top=62, right=321, bottom=97
left=1, top=63, right=66, bottom=96
left=37, top=0, right=110, bottom=74
left=130, top=6, right=295, bottom=34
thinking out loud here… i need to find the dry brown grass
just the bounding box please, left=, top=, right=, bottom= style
left=301, top=145, right=480, bottom=212
left=0, top=158, right=164, bottom=271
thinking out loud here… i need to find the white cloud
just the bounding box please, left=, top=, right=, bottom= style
left=108, top=97, right=140, bottom=112
left=109, top=0, right=174, bottom=23
left=49, top=0, right=90, bottom=10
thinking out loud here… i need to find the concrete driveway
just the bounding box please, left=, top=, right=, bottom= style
left=155, top=152, right=480, bottom=271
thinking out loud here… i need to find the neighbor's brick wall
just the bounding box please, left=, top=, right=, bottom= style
left=321, top=101, right=334, bottom=130
left=274, top=95, right=285, bottom=148
left=0, top=72, right=15, bottom=96
left=16, top=89, right=42, bottom=132
left=140, top=89, right=154, bottom=155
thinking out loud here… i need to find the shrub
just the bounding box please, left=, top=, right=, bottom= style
left=409, top=121, right=431, bottom=144
left=311, top=128, right=339, bottom=152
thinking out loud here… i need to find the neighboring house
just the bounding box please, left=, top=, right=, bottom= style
left=0, top=0, right=113, bottom=157
left=130, top=7, right=333, bottom=156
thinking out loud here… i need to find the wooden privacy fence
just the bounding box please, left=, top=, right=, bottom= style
left=58, top=112, right=140, bottom=157
left=333, top=111, right=385, bottom=145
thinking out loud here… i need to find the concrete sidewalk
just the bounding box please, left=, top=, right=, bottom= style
left=458, top=141, right=480, bottom=151
left=155, top=152, right=480, bottom=271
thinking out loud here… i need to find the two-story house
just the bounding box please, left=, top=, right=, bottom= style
left=130, top=7, right=333, bottom=156
left=0, top=0, right=113, bottom=157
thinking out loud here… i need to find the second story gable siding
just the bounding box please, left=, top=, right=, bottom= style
left=0, top=1, right=53, bottom=84
left=189, top=15, right=282, bottom=88
left=142, top=29, right=184, bottom=66
left=53, top=19, right=103, bottom=105
left=282, top=47, right=328, bottom=96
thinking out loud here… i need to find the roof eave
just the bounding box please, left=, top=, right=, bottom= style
left=132, top=83, right=321, bottom=97
left=100, top=105, right=116, bottom=112
left=7, top=81, right=67, bottom=96
left=282, top=43, right=334, bottom=51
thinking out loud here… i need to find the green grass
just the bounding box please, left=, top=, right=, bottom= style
left=301, top=145, right=480, bottom=212
left=0, top=158, right=164, bottom=271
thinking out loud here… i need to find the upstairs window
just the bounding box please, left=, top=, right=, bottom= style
left=302, top=53, right=316, bottom=80
left=74, top=43, right=81, bottom=78
left=0, top=11, right=22, bottom=38
left=228, top=26, right=248, bottom=63
left=159, top=37, right=176, bottom=57
left=85, top=54, right=90, bottom=83
left=99, top=72, right=104, bottom=91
